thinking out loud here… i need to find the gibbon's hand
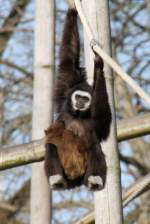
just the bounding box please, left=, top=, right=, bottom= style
left=67, top=0, right=76, bottom=8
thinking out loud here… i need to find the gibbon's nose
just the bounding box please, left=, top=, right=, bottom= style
left=76, top=100, right=84, bottom=109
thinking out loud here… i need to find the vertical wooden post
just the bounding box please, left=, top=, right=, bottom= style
left=82, top=0, right=123, bottom=223
left=31, top=0, right=55, bottom=223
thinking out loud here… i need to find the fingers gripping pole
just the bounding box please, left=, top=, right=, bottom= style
left=74, top=0, right=150, bottom=106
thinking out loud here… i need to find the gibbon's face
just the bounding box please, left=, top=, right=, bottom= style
left=71, top=90, right=92, bottom=111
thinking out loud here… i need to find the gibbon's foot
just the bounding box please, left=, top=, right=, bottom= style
left=88, top=176, right=104, bottom=191
left=49, top=175, right=67, bottom=190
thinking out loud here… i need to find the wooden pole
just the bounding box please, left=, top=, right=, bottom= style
left=30, top=0, right=55, bottom=223
left=82, top=0, right=123, bottom=223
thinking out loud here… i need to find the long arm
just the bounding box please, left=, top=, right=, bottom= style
left=54, top=9, right=86, bottom=113
left=59, top=8, right=80, bottom=70
left=91, top=54, right=112, bottom=141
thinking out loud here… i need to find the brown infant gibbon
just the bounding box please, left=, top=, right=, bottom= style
left=45, top=122, right=88, bottom=187
left=44, top=8, right=112, bottom=190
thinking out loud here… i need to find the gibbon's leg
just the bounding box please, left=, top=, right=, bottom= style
left=91, top=54, right=112, bottom=142
left=44, top=144, right=67, bottom=190
left=84, top=144, right=107, bottom=191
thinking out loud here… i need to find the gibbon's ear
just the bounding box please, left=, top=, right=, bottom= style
left=66, top=0, right=76, bottom=8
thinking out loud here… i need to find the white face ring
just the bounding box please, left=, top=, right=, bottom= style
left=71, top=90, right=92, bottom=111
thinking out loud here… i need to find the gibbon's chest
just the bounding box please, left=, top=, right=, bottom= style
left=65, top=118, right=94, bottom=148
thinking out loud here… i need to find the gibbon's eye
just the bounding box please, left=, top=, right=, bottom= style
left=75, top=94, right=80, bottom=100
left=82, top=96, right=89, bottom=102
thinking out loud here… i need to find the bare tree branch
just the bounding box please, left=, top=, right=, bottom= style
left=0, top=59, right=33, bottom=77
left=120, top=153, right=149, bottom=175
left=0, top=0, right=30, bottom=55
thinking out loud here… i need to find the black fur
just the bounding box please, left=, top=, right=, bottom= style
left=45, top=144, right=63, bottom=178
left=45, top=8, right=111, bottom=190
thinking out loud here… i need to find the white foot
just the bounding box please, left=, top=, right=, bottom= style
left=88, top=176, right=103, bottom=191
left=49, top=174, right=66, bottom=190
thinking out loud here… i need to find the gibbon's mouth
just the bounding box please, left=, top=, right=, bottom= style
left=72, top=101, right=90, bottom=111
left=76, top=104, right=85, bottom=110
left=77, top=107, right=87, bottom=111
left=74, top=106, right=88, bottom=111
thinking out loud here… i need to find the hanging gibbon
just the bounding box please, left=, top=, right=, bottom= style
left=44, top=8, right=112, bottom=190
